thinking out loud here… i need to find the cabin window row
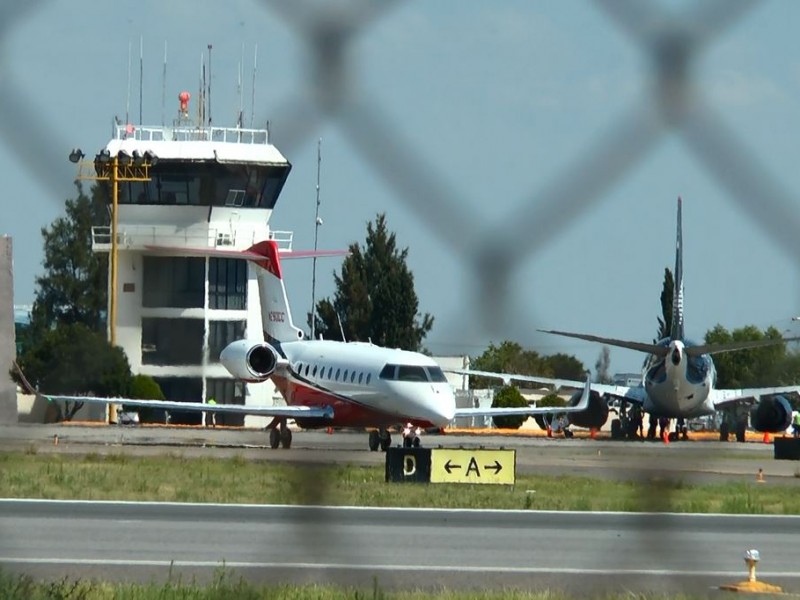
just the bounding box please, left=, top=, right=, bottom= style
left=295, top=362, right=373, bottom=386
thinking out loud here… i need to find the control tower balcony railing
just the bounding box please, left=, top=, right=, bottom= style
left=116, top=124, right=270, bottom=144
left=91, top=225, right=292, bottom=253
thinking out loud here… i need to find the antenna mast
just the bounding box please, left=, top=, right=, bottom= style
left=250, top=44, right=258, bottom=128
left=125, top=40, right=132, bottom=124
left=311, top=138, right=322, bottom=340
left=207, top=43, right=213, bottom=126
left=161, top=41, right=167, bottom=127
left=138, top=36, right=143, bottom=125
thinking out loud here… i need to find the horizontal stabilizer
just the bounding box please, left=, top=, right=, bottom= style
left=686, top=336, right=800, bottom=357
left=538, top=329, right=669, bottom=357
left=144, top=245, right=346, bottom=260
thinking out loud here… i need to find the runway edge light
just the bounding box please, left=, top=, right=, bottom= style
left=718, top=548, right=783, bottom=594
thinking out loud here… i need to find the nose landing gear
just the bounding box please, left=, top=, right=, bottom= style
left=368, top=429, right=392, bottom=451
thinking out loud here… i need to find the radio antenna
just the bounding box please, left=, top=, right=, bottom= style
left=161, top=41, right=167, bottom=126
left=250, top=44, right=258, bottom=128
left=125, top=40, right=132, bottom=125
left=311, top=138, right=322, bottom=341
left=138, top=36, right=143, bottom=125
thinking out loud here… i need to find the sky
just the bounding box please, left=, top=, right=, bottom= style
left=2, top=0, right=800, bottom=376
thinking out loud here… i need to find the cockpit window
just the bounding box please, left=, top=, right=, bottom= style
left=397, top=365, right=428, bottom=382
left=379, top=364, right=397, bottom=380
left=425, top=366, right=448, bottom=383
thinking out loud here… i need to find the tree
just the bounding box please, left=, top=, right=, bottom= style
left=542, top=353, right=586, bottom=380
left=29, top=182, right=108, bottom=341
left=312, top=213, right=433, bottom=351
left=127, top=374, right=166, bottom=424
left=705, top=324, right=793, bottom=388
left=594, top=346, right=612, bottom=384
left=491, top=385, right=528, bottom=429
left=533, top=392, right=567, bottom=430
left=656, top=267, right=674, bottom=341
left=469, top=341, right=586, bottom=388
left=13, top=323, right=131, bottom=421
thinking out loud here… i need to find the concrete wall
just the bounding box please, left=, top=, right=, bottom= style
left=0, top=236, right=17, bottom=424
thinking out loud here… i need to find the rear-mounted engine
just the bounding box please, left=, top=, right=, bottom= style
left=220, top=340, right=279, bottom=382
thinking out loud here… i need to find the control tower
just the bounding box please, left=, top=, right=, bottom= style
left=89, top=94, right=293, bottom=426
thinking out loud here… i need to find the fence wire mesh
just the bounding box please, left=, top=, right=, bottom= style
left=1, top=0, right=799, bottom=595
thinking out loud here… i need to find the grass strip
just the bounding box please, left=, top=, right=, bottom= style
left=1, top=450, right=798, bottom=513
left=0, top=567, right=713, bottom=599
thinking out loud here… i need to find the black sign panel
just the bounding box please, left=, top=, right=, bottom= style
left=774, top=437, right=800, bottom=460
left=385, top=447, right=432, bottom=483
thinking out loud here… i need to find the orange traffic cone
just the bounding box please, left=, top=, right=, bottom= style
left=326, top=427, right=333, bottom=435
left=546, top=426, right=552, bottom=438
left=662, top=431, right=669, bottom=445
left=590, top=428, right=597, bottom=440
left=762, top=432, right=771, bottom=444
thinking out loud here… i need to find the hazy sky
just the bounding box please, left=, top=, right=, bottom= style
left=2, top=1, right=800, bottom=376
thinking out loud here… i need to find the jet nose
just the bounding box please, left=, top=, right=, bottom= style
left=415, top=385, right=456, bottom=427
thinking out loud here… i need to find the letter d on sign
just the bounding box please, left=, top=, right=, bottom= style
left=403, top=455, right=417, bottom=476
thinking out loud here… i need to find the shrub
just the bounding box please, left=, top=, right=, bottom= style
left=491, top=385, right=528, bottom=429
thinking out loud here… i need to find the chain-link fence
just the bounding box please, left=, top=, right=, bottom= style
left=2, top=0, right=800, bottom=594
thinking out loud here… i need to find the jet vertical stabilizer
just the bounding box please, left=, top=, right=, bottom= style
left=671, top=196, right=685, bottom=341
left=247, top=240, right=305, bottom=346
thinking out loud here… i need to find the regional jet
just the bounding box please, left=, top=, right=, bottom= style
left=451, top=198, right=800, bottom=441
left=44, top=240, right=590, bottom=450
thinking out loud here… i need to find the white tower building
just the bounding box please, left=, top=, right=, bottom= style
left=90, top=101, right=292, bottom=427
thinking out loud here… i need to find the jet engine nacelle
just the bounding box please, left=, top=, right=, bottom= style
left=566, top=390, right=609, bottom=430
left=220, top=339, right=279, bottom=382
left=749, top=395, right=793, bottom=433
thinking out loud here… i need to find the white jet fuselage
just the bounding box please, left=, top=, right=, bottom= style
left=642, top=340, right=716, bottom=419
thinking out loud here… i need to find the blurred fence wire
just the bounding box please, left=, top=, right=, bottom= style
left=2, top=0, right=799, bottom=595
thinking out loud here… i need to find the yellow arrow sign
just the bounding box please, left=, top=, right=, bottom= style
left=430, top=448, right=515, bottom=485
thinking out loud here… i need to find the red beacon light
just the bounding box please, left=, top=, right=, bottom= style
left=179, top=91, right=191, bottom=116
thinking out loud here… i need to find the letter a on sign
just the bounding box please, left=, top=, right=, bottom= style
left=465, top=457, right=480, bottom=477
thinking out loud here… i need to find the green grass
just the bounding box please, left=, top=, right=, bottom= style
left=0, top=568, right=712, bottom=599
left=1, top=450, right=798, bottom=514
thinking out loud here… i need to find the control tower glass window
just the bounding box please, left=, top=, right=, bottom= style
left=120, top=162, right=290, bottom=208
left=143, top=257, right=204, bottom=308
left=142, top=318, right=203, bottom=365
left=209, top=258, right=247, bottom=310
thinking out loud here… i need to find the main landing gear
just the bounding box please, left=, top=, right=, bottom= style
left=368, top=429, right=392, bottom=452
left=268, top=419, right=293, bottom=449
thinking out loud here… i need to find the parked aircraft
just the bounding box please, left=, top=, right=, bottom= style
left=44, top=240, right=591, bottom=450
left=452, top=198, right=800, bottom=442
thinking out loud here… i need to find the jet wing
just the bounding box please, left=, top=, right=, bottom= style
left=42, top=395, right=334, bottom=419
left=711, top=386, right=800, bottom=410
left=454, top=374, right=611, bottom=417
left=446, top=368, right=646, bottom=404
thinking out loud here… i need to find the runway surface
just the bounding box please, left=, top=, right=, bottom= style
left=1, top=499, right=799, bottom=595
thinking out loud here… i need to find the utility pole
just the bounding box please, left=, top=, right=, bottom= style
left=310, top=138, right=322, bottom=341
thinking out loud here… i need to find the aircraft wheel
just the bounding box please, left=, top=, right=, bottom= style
left=380, top=431, right=391, bottom=452
left=368, top=430, right=380, bottom=451
left=610, top=419, right=622, bottom=440
left=719, top=421, right=729, bottom=441
left=269, top=427, right=280, bottom=449
left=413, top=437, right=421, bottom=447
left=280, top=428, right=293, bottom=449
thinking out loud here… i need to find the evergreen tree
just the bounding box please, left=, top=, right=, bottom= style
left=656, top=267, right=674, bottom=341
left=29, top=182, right=108, bottom=341
left=469, top=341, right=585, bottom=388
left=312, top=213, right=433, bottom=351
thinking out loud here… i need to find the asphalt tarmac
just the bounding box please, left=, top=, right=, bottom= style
left=1, top=500, right=799, bottom=596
